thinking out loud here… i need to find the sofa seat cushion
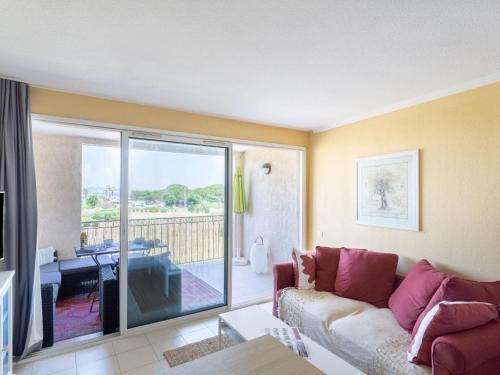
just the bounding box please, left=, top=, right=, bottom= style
left=278, top=288, right=430, bottom=375
left=278, top=288, right=377, bottom=332
left=40, top=262, right=59, bottom=274
left=59, top=256, right=115, bottom=275
left=330, top=308, right=431, bottom=375
left=40, top=271, right=61, bottom=286
left=278, top=288, right=379, bottom=362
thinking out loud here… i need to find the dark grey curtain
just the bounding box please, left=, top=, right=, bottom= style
left=0, top=79, right=39, bottom=357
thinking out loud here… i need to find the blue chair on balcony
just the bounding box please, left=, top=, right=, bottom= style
left=127, top=251, right=182, bottom=318
left=156, top=252, right=176, bottom=296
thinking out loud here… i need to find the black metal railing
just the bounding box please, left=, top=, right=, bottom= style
left=81, top=215, right=225, bottom=264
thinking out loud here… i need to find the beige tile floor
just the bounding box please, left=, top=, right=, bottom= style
left=14, top=302, right=273, bottom=375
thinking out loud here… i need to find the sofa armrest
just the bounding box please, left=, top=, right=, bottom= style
left=40, top=283, right=55, bottom=348
left=431, top=319, right=500, bottom=375
left=272, top=262, right=294, bottom=317
left=100, top=266, right=119, bottom=335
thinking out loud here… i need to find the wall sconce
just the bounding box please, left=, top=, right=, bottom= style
left=262, top=163, right=271, bottom=175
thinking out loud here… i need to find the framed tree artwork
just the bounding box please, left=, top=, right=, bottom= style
left=354, top=150, right=419, bottom=231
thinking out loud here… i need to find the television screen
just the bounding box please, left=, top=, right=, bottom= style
left=0, top=192, right=3, bottom=260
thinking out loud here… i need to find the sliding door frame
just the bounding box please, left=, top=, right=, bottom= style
left=119, top=130, right=232, bottom=336
left=31, top=114, right=305, bottom=340
left=119, top=131, right=129, bottom=336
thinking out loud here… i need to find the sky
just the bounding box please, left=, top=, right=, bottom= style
left=82, top=144, right=226, bottom=191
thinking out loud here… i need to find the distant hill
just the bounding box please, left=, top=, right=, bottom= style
left=130, top=184, right=224, bottom=213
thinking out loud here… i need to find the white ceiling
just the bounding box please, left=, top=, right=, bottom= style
left=1, top=1, right=500, bottom=132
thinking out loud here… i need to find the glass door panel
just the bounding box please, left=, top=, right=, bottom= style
left=127, top=138, right=228, bottom=329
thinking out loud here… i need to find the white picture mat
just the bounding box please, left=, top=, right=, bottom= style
left=354, top=150, right=419, bottom=231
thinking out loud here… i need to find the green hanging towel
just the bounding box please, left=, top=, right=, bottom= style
left=233, top=167, right=247, bottom=213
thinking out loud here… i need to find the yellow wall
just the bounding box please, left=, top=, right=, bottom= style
left=30, top=87, right=310, bottom=147
left=30, top=83, right=500, bottom=280
left=30, top=87, right=312, bottom=253
left=309, top=82, right=500, bottom=281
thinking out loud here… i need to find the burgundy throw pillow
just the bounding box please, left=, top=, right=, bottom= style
left=412, top=277, right=500, bottom=336
left=388, top=260, right=446, bottom=332
left=429, top=277, right=500, bottom=305
left=291, top=248, right=316, bottom=289
left=314, top=246, right=341, bottom=292
left=334, top=248, right=398, bottom=308
left=407, top=301, right=499, bottom=365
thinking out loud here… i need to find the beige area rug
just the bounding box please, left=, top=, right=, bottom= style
left=163, top=334, right=237, bottom=368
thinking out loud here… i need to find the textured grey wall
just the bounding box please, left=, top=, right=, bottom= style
left=239, top=147, right=300, bottom=265
left=33, top=133, right=119, bottom=259
left=33, top=133, right=83, bottom=259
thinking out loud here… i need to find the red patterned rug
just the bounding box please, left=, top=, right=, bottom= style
left=54, top=270, right=223, bottom=342
left=181, top=270, right=224, bottom=312
left=54, top=294, right=101, bottom=342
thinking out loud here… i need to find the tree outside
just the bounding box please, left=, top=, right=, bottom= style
left=82, top=183, right=224, bottom=222
left=85, top=194, right=99, bottom=208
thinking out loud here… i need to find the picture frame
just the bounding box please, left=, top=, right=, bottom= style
left=354, top=150, right=419, bottom=231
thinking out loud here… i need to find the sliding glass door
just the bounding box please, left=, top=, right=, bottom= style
left=125, top=136, right=229, bottom=329
left=32, top=117, right=305, bottom=353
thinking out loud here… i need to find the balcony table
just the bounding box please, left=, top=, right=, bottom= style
left=73, top=241, right=168, bottom=311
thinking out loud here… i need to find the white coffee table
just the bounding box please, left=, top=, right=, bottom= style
left=218, top=305, right=364, bottom=375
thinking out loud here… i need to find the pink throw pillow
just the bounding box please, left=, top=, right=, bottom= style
left=291, top=248, right=316, bottom=289
left=334, top=248, right=398, bottom=308
left=388, top=260, right=446, bottom=332
left=412, top=277, right=500, bottom=336
left=314, top=246, right=341, bottom=293
left=407, top=301, right=499, bottom=365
